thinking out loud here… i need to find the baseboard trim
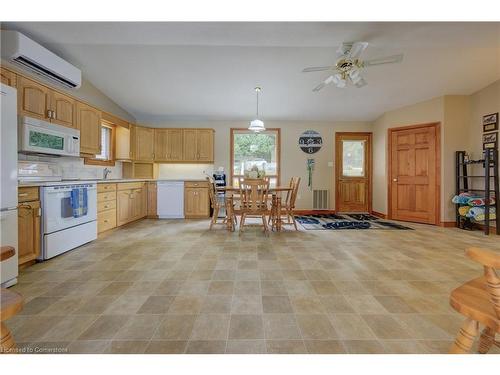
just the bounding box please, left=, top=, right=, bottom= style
left=293, top=210, right=336, bottom=215
left=439, top=221, right=457, bottom=228
left=371, top=211, right=387, bottom=219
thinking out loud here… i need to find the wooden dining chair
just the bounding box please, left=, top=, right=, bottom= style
left=449, top=247, right=500, bottom=354
left=1, top=246, right=24, bottom=354
left=238, top=178, right=271, bottom=234
left=270, top=176, right=301, bottom=230
left=207, top=177, right=236, bottom=230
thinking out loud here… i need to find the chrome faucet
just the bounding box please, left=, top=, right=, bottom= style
left=103, top=168, right=112, bottom=180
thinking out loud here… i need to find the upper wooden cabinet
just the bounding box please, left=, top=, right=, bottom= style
left=77, top=102, right=102, bottom=156
left=17, top=76, right=51, bottom=120
left=133, top=126, right=154, bottom=161
left=49, top=91, right=76, bottom=129
left=17, top=75, right=78, bottom=129
left=183, top=129, right=214, bottom=162
left=116, top=124, right=132, bottom=160
left=0, top=67, right=17, bottom=87
left=154, top=128, right=184, bottom=162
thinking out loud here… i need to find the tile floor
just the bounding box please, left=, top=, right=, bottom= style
left=6, top=219, right=500, bottom=354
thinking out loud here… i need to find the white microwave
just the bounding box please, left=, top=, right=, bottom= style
left=18, top=116, right=80, bottom=157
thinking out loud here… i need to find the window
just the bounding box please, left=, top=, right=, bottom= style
left=95, top=125, right=112, bottom=160
left=230, top=128, right=280, bottom=186
left=342, top=140, right=365, bottom=177
left=84, top=121, right=115, bottom=166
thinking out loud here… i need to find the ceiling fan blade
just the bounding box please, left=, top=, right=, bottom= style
left=354, top=78, right=367, bottom=88
left=363, top=54, right=403, bottom=67
left=302, top=66, right=331, bottom=73
left=347, top=42, right=369, bottom=59
left=349, top=69, right=366, bottom=88
left=312, top=75, right=334, bottom=92
left=332, top=73, right=346, bottom=88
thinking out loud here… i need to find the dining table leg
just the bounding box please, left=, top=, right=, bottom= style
left=225, top=195, right=234, bottom=231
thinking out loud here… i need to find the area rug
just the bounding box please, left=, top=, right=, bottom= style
left=295, top=213, right=413, bottom=230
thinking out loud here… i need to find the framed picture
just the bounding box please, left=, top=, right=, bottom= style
left=482, top=112, right=498, bottom=132
left=483, top=132, right=497, bottom=144
left=483, top=141, right=497, bottom=150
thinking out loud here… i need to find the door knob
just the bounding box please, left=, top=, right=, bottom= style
left=393, top=178, right=398, bottom=182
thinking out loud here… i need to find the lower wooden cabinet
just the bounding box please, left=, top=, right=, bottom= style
left=97, top=183, right=117, bottom=233
left=184, top=181, right=210, bottom=218
left=17, top=192, right=41, bottom=267
left=147, top=182, right=157, bottom=218
left=116, top=182, right=147, bottom=226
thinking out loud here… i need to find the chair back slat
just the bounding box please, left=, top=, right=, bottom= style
left=239, top=178, right=270, bottom=212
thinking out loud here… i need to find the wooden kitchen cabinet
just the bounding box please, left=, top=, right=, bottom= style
left=49, top=91, right=76, bottom=129
left=183, top=129, right=214, bottom=163
left=184, top=181, right=210, bottom=218
left=17, top=75, right=51, bottom=120
left=116, top=182, right=147, bottom=226
left=17, top=188, right=41, bottom=267
left=133, top=126, right=154, bottom=161
left=77, top=102, right=102, bottom=156
left=0, top=67, right=17, bottom=87
left=97, top=183, right=117, bottom=233
left=154, top=129, right=184, bottom=162
left=116, top=124, right=132, bottom=160
left=147, top=182, right=157, bottom=218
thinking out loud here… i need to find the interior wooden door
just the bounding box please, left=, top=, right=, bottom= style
left=335, top=132, right=372, bottom=213
left=389, top=123, right=440, bottom=224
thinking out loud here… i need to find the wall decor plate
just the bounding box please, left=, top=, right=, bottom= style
left=483, top=132, right=497, bottom=144
left=483, top=112, right=498, bottom=132
left=299, top=130, right=323, bottom=154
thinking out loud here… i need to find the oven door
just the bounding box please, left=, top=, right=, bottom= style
left=42, top=184, right=97, bottom=234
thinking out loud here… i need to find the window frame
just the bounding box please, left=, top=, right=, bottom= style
left=230, top=128, right=281, bottom=186
left=84, top=120, right=116, bottom=167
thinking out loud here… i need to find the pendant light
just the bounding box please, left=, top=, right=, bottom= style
left=248, top=87, right=265, bottom=132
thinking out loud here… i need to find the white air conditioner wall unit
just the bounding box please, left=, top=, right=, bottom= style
left=1, top=30, right=82, bottom=89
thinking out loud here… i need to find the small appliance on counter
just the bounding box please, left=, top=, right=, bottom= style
left=40, top=182, right=97, bottom=260
left=1, top=83, right=18, bottom=287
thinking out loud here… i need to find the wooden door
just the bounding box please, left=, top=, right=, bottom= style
left=117, top=190, right=132, bottom=226
left=167, top=129, right=184, bottom=161
left=135, top=126, right=154, bottom=161
left=17, top=200, right=41, bottom=266
left=17, top=76, right=50, bottom=120
left=77, top=102, right=101, bottom=155
left=50, top=91, right=76, bottom=128
left=0, top=68, right=17, bottom=87
left=335, top=132, right=372, bottom=213
left=389, top=123, right=440, bottom=224
left=154, top=129, right=169, bottom=161
left=183, top=129, right=198, bottom=161
left=197, top=129, right=214, bottom=162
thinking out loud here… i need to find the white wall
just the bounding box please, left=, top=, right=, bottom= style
left=144, top=120, right=372, bottom=209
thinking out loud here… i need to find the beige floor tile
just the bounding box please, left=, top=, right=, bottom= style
left=191, top=314, right=230, bottom=340
left=104, top=295, right=149, bottom=315
left=262, top=296, right=294, bottom=313
left=153, top=314, right=197, bottom=340
left=137, top=296, right=175, bottom=314
left=283, top=280, right=316, bottom=296
left=168, top=295, right=203, bottom=314
left=373, top=296, right=417, bottom=313
left=153, top=280, right=184, bottom=295
left=234, top=280, right=261, bottom=295
left=261, top=280, right=288, bottom=296
left=212, top=270, right=236, bottom=281
left=304, top=340, right=346, bottom=354
left=310, top=281, right=339, bottom=295
left=393, top=314, right=452, bottom=340
left=343, top=340, right=386, bottom=354
left=329, top=314, right=376, bottom=339
left=78, top=315, right=130, bottom=340
left=319, top=296, right=355, bottom=313
left=12, top=316, right=62, bottom=342
left=345, top=295, right=388, bottom=314
left=201, top=295, right=233, bottom=313
left=296, top=314, right=338, bottom=340
left=109, top=340, right=149, bottom=354
left=232, top=295, right=263, bottom=314
left=67, top=340, right=111, bottom=354
left=228, top=314, right=264, bottom=339
left=97, top=282, right=133, bottom=296
left=145, top=340, right=188, bottom=354
left=208, top=280, right=234, bottom=295
left=186, top=340, right=226, bottom=354
left=382, top=340, right=428, bottom=354
left=290, top=296, right=327, bottom=314
left=226, top=340, right=267, bottom=354
left=114, top=314, right=163, bottom=339
left=72, top=295, right=119, bottom=315
left=19, top=297, right=61, bottom=315
left=360, top=315, right=412, bottom=339
left=266, top=340, right=307, bottom=354
left=178, top=280, right=210, bottom=295
left=41, top=315, right=98, bottom=342
left=263, top=314, right=301, bottom=340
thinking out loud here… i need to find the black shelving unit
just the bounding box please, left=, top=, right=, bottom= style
left=455, top=149, right=499, bottom=235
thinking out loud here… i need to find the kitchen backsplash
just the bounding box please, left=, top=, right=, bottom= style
left=158, top=163, right=215, bottom=180
left=18, top=154, right=123, bottom=180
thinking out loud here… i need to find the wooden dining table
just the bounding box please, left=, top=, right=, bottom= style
left=216, top=186, right=293, bottom=232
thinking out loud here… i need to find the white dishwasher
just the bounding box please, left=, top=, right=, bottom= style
left=157, top=181, right=184, bottom=219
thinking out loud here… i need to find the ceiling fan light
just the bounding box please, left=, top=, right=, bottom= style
left=249, top=119, right=265, bottom=132
left=332, top=73, right=346, bottom=88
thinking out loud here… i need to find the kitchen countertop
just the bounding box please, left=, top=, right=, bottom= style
left=18, top=178, right=209, bottom=187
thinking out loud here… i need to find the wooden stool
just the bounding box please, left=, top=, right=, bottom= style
left=449, top=247, right=500, bottom=354
left=0, top=246, right=24, bottom=354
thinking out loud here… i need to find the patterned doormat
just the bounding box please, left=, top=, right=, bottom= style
left=295, top=213, right=414, bottom=230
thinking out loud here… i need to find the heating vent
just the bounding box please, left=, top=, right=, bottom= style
left=313, top=189, right=329, bottom=210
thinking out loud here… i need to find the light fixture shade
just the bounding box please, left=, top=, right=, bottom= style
left=249, top=119, right=265, bottom=132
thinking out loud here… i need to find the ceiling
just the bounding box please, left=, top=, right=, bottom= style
left=3, top=22, right=500, bottom=123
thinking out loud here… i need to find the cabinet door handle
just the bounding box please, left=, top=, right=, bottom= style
left=53, top=111, right=56, bottom=119
left=46, top=109, right=52, bottom=118
left=18, top=193, right=28, bottom=197
left=104, top=219, right=109, bottom=223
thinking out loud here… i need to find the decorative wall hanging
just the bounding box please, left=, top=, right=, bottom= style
left=299, top=130, right=323, bottom=154
left=483, top=132, right=497, bottom=150
left=307, top=158, right=315, bottom=189
left=482, top=112, right=498, bottom=132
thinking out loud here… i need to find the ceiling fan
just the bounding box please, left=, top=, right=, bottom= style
left=302, top=42, right=403, bottom=91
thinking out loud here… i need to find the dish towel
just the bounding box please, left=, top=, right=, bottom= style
left=71, top=187, right=88, bottom=218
